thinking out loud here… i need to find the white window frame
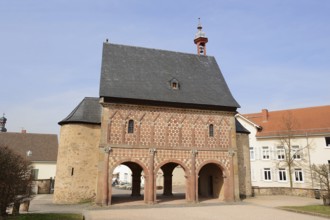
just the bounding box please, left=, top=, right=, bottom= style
left=262, top=146, right=270, bottom=160
left=292, top=145, right=301, bottom=160
left=276, top=146, right=285, bottom=160
left=250, top=147, right=255, bottom=161
left=278, top=168, right=287, bottom=182
left=263, top=168, right=272, bottom=181
left=294, top=168, right=304, bottom=183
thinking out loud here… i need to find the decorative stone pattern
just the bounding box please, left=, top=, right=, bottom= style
left=55, top=103, right=250, bottom=205
left=105, top=104, right=232, bottom=150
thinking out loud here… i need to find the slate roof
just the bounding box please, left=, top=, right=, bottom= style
left=59, top=97, right=247, bottom=135
left=243, top=105, right=330, bottom=137
left=0, top=132, right=58, bottom=162
left=235, top=119, right=250, bottom=134
left=59, top=97, right=102, bottom=125
left=99, top=43, right=240, bottom=110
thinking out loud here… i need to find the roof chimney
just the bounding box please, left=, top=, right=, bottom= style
left=262, top=109, right=268, bottom=122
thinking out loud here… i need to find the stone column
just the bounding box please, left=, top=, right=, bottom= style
left=224, top=149, right=235, bottom=202
left=131, top=173, right=142, bottom=197
left=102, top=146, right=111, bottom=206
left=189, top=149, right=198, bottom=203
left=147, top=148, right=156, bottom=204
left=163, top=173, right=173, bottom=196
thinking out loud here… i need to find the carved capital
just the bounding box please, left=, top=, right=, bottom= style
left=104, top=146, right=112, bottom=154
left=149, top=148, right=157, bottom=155
left=227, top=149, right=235, bottom=157
left=191, top=149, right=198, bottom=156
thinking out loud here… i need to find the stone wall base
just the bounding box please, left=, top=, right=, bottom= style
left=252, top=186, right=325, bottom=199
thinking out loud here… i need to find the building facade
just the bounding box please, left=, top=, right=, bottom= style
left=54, top=23, right=252, bottom=205
left=0, top=123, right=58, bottom=194
left=236, top=106, right=330, bottom=196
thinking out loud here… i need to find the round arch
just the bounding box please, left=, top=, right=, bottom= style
left=109, top=158, right=149, bottom=205
left=154, top=159, right=189, bottom=203
left=197, top=160, right=227, bottom=201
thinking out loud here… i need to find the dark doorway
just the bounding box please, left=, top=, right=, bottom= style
left=198, top=163, right=224, bottom=201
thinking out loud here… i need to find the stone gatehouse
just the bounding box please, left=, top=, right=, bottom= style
left=54, top=23, right=251, bottom=205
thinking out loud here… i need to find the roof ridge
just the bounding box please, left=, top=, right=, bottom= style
left=104, top=42, right=215, bottom=59
left=243, top=105, right=330, bottom=115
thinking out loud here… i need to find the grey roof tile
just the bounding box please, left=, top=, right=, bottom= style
left=59, top=97, right=101, bottom=125
left=100, top=43, right=240, bottom=109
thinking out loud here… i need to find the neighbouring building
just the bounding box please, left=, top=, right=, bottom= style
left=54, top=21, right=252, bottom=205
left=0, top=116, right=58, bottom=194
left=236, top=105, right=330, bottom=197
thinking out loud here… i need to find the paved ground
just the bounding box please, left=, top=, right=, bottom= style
left=29, top=194, right=328, bottom=220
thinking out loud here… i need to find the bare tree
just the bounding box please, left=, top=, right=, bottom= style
left=276, top=111, right=307, bottom=189
left=0, top=146, right=33, bottom=217
left=312, top=163, right=330, bottom=204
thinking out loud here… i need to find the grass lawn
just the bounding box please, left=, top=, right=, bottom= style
left=5, top=213, right=84, bottom=220
left=281, top=205, right=330, bottom=217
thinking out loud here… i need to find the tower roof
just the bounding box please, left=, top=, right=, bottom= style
left=194, top=18, right=207, bottom=40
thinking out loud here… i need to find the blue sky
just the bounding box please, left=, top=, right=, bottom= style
left=1, top=0, right=329, bottom=134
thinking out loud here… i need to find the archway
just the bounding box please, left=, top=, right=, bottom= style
left=197, top=163, right=224, bottom=201
left=110, top=161, right=146, bottom=205
left=155, top=161, right=188, bottom=204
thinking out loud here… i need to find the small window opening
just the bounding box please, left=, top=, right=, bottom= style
left=326, top=137, right=330, bottom=147
left=209, top=124, right=214, bottom=137
left=71, top=167, right=74, bottom=176
left=128, top=119, right=134, bottom=133
left=172, top=82, right=178, bottom=89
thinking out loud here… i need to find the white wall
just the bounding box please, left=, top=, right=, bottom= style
left=32, top=162, right=56, bottom=179
left=237, top=115, right=330, bottom=190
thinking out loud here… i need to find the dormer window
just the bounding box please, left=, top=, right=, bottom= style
left=170, top=78, right=180, bottom=90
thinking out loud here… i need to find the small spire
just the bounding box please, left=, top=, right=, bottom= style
left=194, top=18, right=208, bottom=56
left=0, top=113, right=7, bottom=132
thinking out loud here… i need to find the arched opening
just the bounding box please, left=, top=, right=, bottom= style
left=198, top=163, right=224, bottom=201
left=111, top=161, right=145, bottom=205
left=156, top=162, right=187, bottom=204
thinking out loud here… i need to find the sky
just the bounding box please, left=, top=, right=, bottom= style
left=1, top=0, right=329, bottom=135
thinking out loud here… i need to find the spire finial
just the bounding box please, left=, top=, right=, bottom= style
left=197, top=18, right=202, bottom=30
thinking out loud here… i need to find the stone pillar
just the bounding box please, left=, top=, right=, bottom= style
left=131, top=173, right=142, bottom=197
left=163, top=173, right=173, bottom=196
left=189, top=149, right=198, bottom=203
left=224, top=150, right=235, bottom=202
left=147, top=148, right=156, bottom=204
left=102, top=146, right=111, bottom=206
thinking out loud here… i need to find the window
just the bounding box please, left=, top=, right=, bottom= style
left=32, top=169, right=39, bottom=180
left=262, top=146, right=270, bottom=160
left=128, top=120, right=134, bottom=133
left=250, top=147, right=255, bottom=160
left=277, top=146, right=285, bottom=160
left=294, top=168, right=304, bottom=182
left=170, top=79, right=179, bottom=90
left=292, top=146, right=301, bottom=160
left=278, top=168, right=287, bottom=182
left=325, top=137, right=330, bottom=147
left=263, top=168, right=272, bottom=181
left=209, top=124, right=214, bottom=137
